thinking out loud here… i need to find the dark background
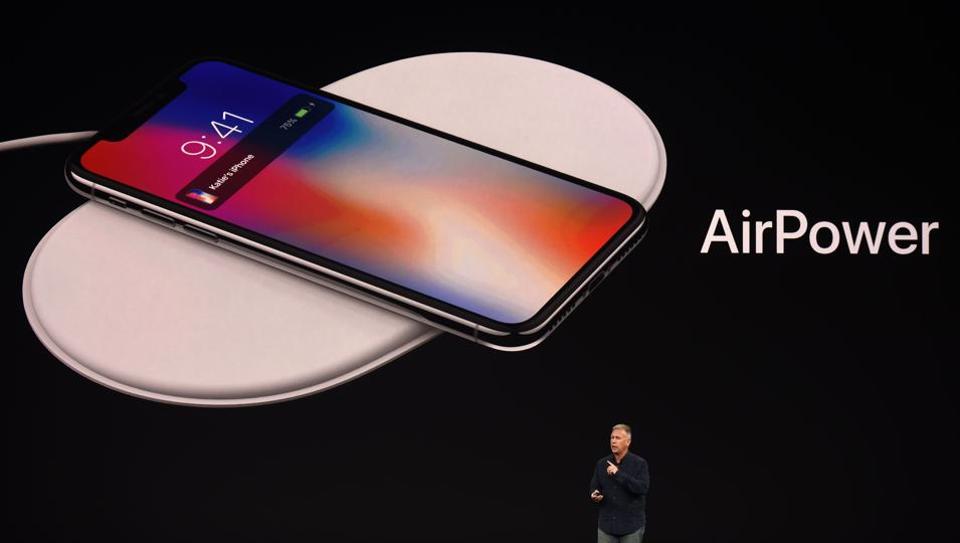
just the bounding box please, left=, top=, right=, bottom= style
left=3, top=8, right=953, bottom=542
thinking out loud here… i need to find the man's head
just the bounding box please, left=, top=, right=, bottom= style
left=610, top=423, right=632, bottom=456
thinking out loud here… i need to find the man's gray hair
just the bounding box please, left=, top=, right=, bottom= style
left=612, top=423, right=632, bottom=438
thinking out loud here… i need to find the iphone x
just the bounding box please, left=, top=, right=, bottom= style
left=65, top=57, right=647, bottom=350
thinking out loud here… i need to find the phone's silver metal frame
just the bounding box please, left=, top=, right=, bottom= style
left=67, top=171, right=645, bottom=351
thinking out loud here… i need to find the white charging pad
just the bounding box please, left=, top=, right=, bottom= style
left=22, top=52, right=666, bottom=406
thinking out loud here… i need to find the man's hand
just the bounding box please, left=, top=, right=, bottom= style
left=606, top=461, right=619, bottom=475
left=590, top=489, right=604, bottom=503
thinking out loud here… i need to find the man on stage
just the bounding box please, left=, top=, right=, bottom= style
left=589, top=423, right=650, bottom=543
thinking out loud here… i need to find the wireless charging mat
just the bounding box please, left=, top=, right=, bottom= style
left=22, top=52, right=666, bottom=406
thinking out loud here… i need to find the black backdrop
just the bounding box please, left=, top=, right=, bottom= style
left=3, top=9, right=953, bottom=543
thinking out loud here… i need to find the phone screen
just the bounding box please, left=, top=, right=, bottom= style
left=79, top=60, right=637, bottom=325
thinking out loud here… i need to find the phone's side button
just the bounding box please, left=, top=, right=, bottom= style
left=182, top=223, right=219, bottom=242
left=140, top=208, right=177, bottom=227
left=586, top=271, right=608, bottom=293
left=105, top=196, right=127, bottom=209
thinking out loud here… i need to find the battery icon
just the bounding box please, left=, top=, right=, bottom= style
left=295, top=108, right=310, bottom=118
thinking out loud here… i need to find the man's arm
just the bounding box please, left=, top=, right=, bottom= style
left=612, top=457, right=649, bottom=496
left=589, top=462, right=604, bottom=503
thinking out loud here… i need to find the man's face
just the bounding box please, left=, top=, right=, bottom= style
left=610, top=429, right=631, bottom=455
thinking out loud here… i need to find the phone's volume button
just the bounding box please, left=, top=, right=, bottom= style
left=182, top=223, right=219, bottom=242
left=105, top=196, right=127, bottom=208
left=139, top=207, right=176, bottom=227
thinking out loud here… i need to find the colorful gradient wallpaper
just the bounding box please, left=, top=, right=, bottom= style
left=80, top=61, right=635, bottom=324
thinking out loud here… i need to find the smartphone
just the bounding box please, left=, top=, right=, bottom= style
left=65, top=57, right=648, bottom=351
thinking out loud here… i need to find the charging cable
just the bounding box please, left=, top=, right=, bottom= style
left=0, top=131, right=96, bottom=153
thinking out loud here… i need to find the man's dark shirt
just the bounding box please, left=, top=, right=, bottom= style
left=589, top=451, right=650, bottom=536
